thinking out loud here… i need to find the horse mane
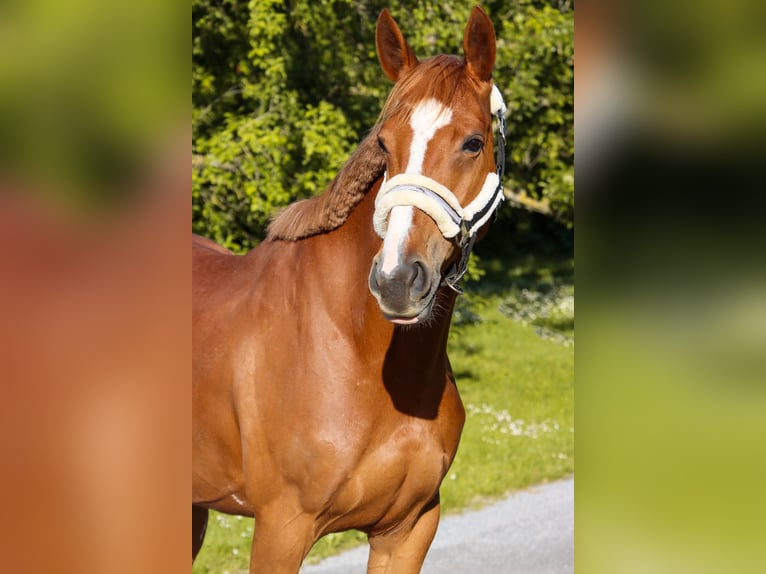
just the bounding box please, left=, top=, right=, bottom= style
left=267, top=55, right=484, bottom=242
left=266, top=129, right=386, bottom=241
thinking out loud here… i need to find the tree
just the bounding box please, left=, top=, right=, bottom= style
left=192, top=0, right=573, bottom=252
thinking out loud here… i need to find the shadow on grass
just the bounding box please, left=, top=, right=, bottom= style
left=472, top=210, right=573, bottom=296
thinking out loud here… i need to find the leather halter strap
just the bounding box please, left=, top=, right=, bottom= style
left=373, top=84, right=507, bottom=293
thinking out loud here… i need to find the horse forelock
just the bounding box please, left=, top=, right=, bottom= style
left=378, top=55, right=488, bottom=125
left=267, top=55, right=489, bottom=243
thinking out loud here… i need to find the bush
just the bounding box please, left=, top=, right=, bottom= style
left=192, top=0, right=573, bottom=251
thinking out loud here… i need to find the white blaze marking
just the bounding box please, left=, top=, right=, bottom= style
left=380, top=205, right=413, bottom=275
left=406, top=99, right=453, bottom=174
left=379, top=99, right=453, bottom=275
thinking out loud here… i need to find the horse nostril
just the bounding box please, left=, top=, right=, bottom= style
left=409, top=260, right=429, bottom=300
left=369, top=256, right=431, bottom=309
left=369, top=260, right=381, bottom=295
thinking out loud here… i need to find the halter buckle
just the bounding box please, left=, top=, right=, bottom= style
left=443, top=233, right=477, bottom=294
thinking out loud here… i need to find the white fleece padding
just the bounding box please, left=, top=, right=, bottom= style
left=462, top=172, right=501, bottom=224
left=490, top=84, right=507, bottom=118
left=468, top=183, right=504, bottom=232
left=375, top=187, right=461, bottom=239
left=374, top=173, right=464, bottom=239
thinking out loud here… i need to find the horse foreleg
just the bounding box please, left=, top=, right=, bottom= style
left=366, top=496, right=440, bottom=574
left=192, top=505, right=209, bottom=562
left=249, top=509, right=316, bottom=574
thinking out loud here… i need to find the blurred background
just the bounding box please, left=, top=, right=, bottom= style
left=0, top=0, right=188, bottom=572
left=577, top=0, right=766, bottom=572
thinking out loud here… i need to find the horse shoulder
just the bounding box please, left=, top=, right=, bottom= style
left=192, top=237, right=264, bottom=508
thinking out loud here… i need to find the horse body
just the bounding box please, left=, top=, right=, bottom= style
left=193, top=7, right=501, bottom=572
left=193, top=186, right=464, bottom=570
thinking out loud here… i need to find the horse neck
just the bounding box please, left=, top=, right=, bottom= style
left=312, top=179, right=458, bottom=392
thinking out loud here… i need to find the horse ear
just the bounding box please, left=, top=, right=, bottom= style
left=376, top=9, right=418, bottom=82
left=463, top=6, right=496, bottom=82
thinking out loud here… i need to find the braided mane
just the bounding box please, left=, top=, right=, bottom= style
left=266, top=130, right=386, bottom=241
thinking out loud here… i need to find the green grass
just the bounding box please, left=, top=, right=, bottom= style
left=193, top=255, right=574, bottom=573
left=442, top=295, right=574, bottom=510
left=194, top=513, right=254, bottom=574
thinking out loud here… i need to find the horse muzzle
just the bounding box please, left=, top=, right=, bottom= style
left=368, top=255, right=439, bottom=324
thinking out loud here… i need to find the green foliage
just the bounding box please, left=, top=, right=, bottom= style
left=494, top=0, right=574, bottom=226
left=1, top=0, right=186, bottom=208
left=192, top=97, right=355, bottom=251
left=192, top=0, right=360, bottom=250
left=192, top=0, right=573, bottom=250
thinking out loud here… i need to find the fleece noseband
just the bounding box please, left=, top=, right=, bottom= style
left=373, top=84, right=507, bottom=293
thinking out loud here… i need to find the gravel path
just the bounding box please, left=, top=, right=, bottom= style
left=300, top=477, right=574, bottom=574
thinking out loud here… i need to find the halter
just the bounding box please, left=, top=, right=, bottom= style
left=373, top=84, right=507, bottom=294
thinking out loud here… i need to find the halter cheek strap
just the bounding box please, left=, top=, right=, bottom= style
left=373, top=84, right=507, bottom=294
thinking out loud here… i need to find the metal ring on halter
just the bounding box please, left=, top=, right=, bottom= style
left=443, top=233, right=477, bottom=294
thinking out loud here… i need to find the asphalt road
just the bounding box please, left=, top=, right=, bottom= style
left=300, top=477, right=574, bottom=574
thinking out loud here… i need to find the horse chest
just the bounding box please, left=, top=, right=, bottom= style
left=312, top=415, right=458, bottom=531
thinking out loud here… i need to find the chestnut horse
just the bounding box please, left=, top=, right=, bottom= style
left=193, top=7, right=506, bottom=573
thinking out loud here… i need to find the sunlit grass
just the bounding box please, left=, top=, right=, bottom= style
left=193, top=513, right=253, bottom=574
left=442, top=296, right=574, bottom=510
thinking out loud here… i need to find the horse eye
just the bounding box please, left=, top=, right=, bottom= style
left=462, top=137, right=484, bottom=153
left=377, top=136, right=388, bottom=154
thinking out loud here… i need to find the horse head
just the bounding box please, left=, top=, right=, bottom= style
left=368, top=7, right=506, bottom=325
